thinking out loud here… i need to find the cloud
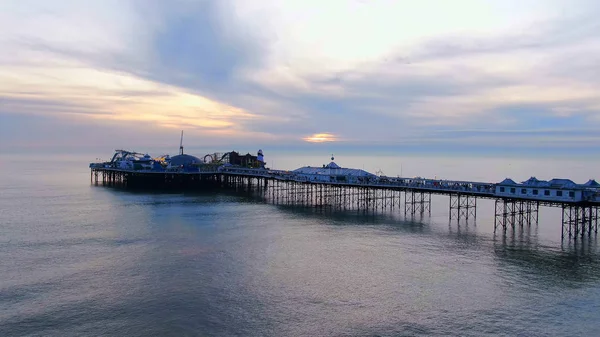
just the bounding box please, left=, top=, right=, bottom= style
left=0, top=0, right=269, bottom=144
left=0, top=64, right=258, bottom=131
left=303, top=133, right=338, bottom=143
left=2, top=0, right=600, bottom=154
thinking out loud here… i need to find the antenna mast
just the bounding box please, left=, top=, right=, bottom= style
left=179, top=130, right=184, bottom=155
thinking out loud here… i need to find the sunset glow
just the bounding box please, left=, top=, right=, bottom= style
left=303, top=133, right=337, bottom=143
left=2, top=0, right=600, bottom=152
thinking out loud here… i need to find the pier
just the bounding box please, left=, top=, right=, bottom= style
left=90, top=150, right=600, bottom=241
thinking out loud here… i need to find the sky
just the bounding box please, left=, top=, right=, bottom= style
left=1, top=0, right=600, bottom=156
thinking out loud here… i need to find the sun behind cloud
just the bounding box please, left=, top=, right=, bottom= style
left=303, top=133, right=337, bottom=143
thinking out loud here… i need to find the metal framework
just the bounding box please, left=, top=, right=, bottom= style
left=260, top=181, right=404, bottom=213
left=561, top=205, right=599, bottom=239
left=404, top=190, right=431, bottom=216
left=494, top=199, right=539, bottom=231
left=449, top=194, right=477, bottom=221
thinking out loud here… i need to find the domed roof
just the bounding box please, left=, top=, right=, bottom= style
left=170, top=154, right=201, bottom=166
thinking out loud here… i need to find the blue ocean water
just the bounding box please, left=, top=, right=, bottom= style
left=1, top=154, right=600, bottom=336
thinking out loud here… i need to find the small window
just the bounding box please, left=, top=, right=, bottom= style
left=521, top=188, right=527, bottom=194
left=569, top=191, right=575, bottom=198
left=557, top=191, right=563, bottom=197
left=544, top=190, right=550, bottom=196
left=500, top=187, right=505, bottom=192
left=510, top=188, right=516, bottom=194
left=533, top=189, right=538, bottom=195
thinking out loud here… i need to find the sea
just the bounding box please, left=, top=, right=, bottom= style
left=1, top=152, right=600, bottom=336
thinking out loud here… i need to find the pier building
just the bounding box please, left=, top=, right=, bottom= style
left=292, top=157, right=376, bottom=183
left=495, top=177, right=600, bottom=203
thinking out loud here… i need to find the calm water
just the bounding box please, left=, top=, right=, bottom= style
left=1, top=154, right=600, bottom=336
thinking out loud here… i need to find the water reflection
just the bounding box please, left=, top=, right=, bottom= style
left=98, top=184, right=600, bottom=260
left=493, top=227, right=600, bottom=287
left=75, top=184, right=600, bottom=336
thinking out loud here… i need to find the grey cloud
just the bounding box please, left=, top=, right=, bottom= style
left=7, top=0, right=600, bottom=152
left=407, top=14, right=600, bottom=63
left=0, top=96, right=108, bottom=116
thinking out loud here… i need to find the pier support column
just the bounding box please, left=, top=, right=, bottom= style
left=404, top=190, right=431, bottom=216
left=449, top=194, right=477, bottom=221
left=494, top=199, right=539, bottom=232
left=562, top=205, right=599, bottom=240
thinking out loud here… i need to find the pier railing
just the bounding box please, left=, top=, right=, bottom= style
left=218, top=167, right=496, bottom=195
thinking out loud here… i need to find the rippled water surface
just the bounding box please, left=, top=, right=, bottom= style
left=1, top=155, right=600, bottom=336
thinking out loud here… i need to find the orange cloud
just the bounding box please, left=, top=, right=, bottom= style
left=303, top=133, right=337, bottom=143
left=0, top=63, right=258, bottom=134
